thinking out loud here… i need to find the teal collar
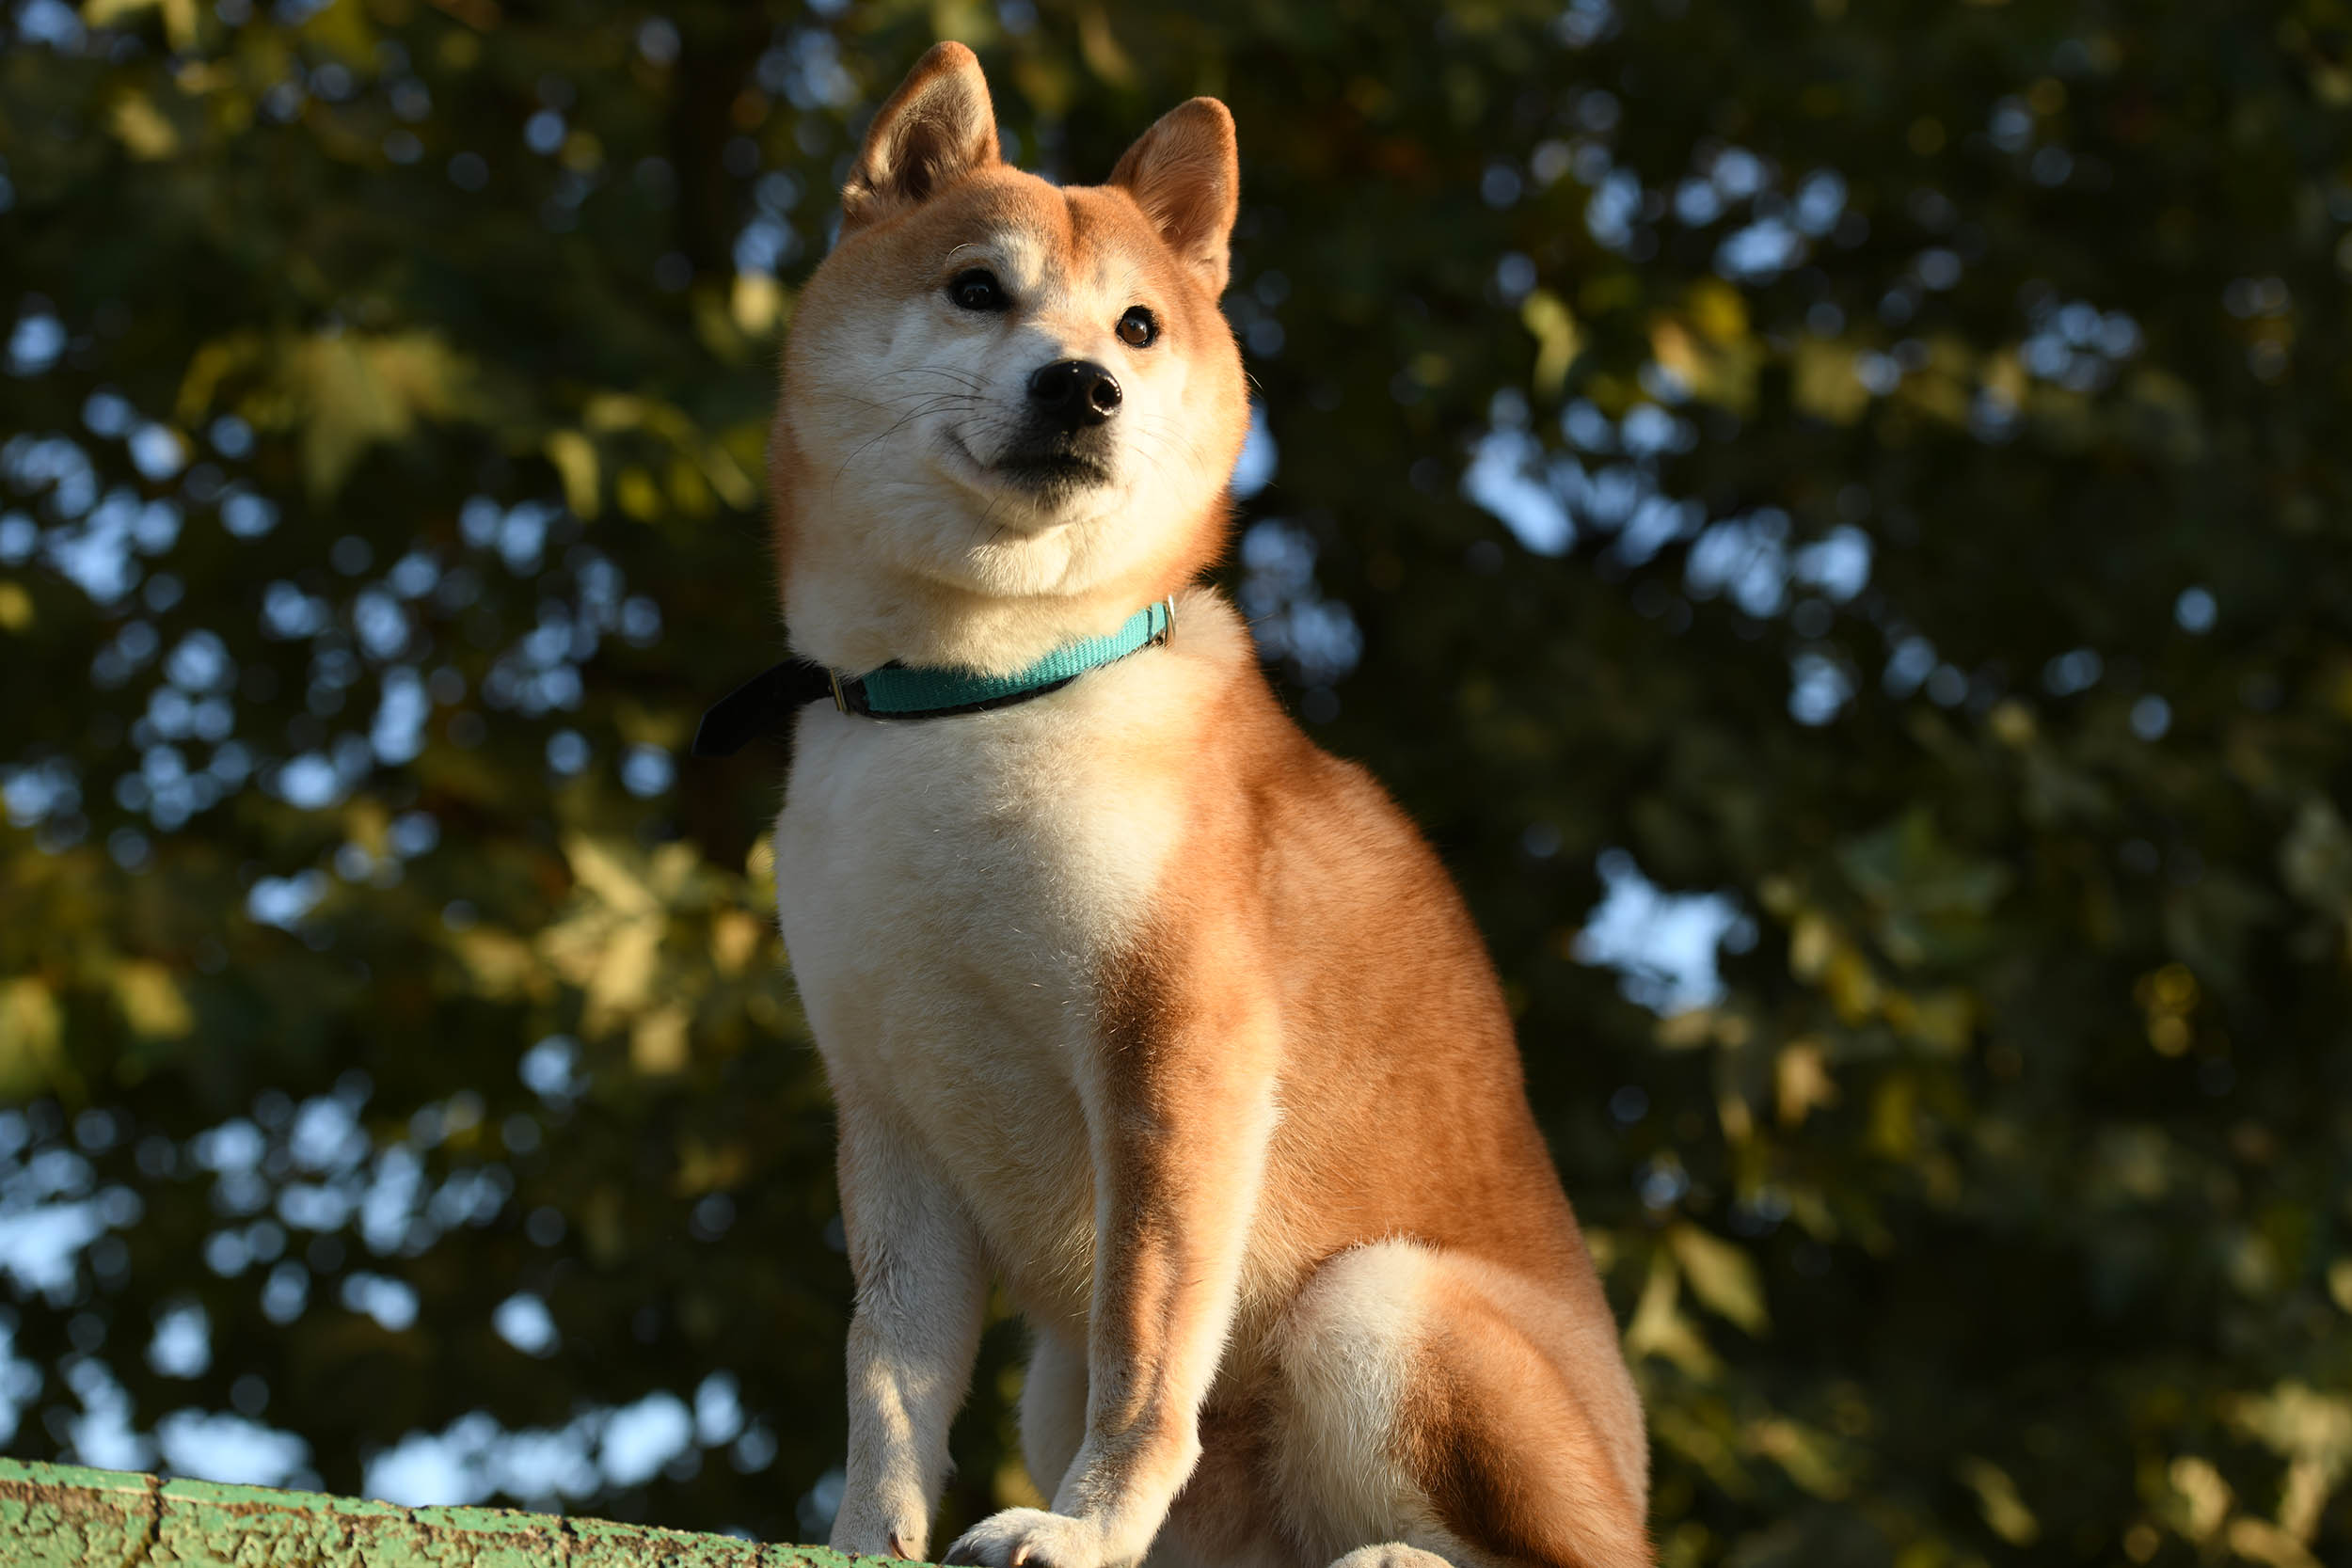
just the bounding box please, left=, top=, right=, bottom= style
left=691, top=598, right=1177, bottom=755
left=834, top=597, right=1175, bottom=718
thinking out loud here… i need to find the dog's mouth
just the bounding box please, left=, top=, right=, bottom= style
left=994, top=451, right=1113, bottom=491
left=984, top=434, right=1114, bottom=498
left=937, top=420, right=1118, bottom=510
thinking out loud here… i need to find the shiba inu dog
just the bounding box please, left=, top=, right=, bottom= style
left=759, top=41, right=1648, bottom=1568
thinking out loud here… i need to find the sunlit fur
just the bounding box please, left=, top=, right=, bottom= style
left=769, top=42, right=1650, bottom=1568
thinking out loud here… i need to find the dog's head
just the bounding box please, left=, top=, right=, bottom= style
left=772, top=43, right=1249, bottom=673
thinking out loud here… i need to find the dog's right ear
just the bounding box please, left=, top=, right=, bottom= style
left=842, top=41, right=999, bottom=232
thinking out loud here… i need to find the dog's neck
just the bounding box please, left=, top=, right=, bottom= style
left=781, top=514, right=1182, bottom=679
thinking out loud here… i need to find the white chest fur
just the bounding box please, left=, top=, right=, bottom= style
left=773, top=638, right=1203, bottom=1316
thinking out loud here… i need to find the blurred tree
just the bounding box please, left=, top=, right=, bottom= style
left=2, top=0, right=2349, bottom=1562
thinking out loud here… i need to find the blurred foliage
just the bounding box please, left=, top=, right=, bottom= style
left=2, top=0, right=2350, bottom=1563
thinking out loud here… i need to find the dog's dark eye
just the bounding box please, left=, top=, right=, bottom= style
left=947, top=269, right=1008, bottom=311
left=1117, top=306, right=1158, bottom=348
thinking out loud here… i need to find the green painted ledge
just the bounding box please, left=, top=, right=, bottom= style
left=0, top=1459, right=899, bottom=1568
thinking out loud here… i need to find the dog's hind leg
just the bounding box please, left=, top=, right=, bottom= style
left=1270, top=1242, right=1652, bottom=1568
left=1019, top=1326, right=1089, bottom=1503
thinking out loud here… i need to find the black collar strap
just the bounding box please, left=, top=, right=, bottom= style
left=690, top=659, right=836, bottom=758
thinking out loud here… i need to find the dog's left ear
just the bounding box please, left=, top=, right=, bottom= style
left=1110, top=98, right=1239, bottom=298
left=843, top=41, right=1000, bottom=232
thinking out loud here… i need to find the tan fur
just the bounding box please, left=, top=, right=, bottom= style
left=769, top=41, right=1648, bottom=1568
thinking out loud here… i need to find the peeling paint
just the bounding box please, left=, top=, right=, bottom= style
left=0, top=1460, right=916, bottom=1568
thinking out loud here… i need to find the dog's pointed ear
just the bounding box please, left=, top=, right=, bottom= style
left=842, top=42, right=999, bottom=232
left=1110, top=98, right=1239, bottom=298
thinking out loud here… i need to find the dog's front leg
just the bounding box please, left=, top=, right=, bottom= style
left=831, top=1088, right=990, bottom=1561
left=947, top=974, right=1276, bottom=1568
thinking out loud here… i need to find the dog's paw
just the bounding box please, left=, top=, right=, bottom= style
left=1327, top=1546, right=1454, bottom=1568
left=941, top=1508, right=1122, bottom=1568
left=830, top=1503, right=929, bottom=1561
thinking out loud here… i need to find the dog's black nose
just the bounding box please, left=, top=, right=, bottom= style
left=1026, top=359, right=1122, bottom=427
